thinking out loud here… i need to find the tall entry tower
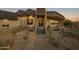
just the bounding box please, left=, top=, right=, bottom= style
left=35, top=8, right=47, bottom=34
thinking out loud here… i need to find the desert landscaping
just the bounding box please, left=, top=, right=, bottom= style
left=0, top=8, right=79, bottom=50
left=0, top=23, right=79, bottom=50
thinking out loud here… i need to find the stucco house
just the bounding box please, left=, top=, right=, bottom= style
left=0, top=8, right=65, bottom=34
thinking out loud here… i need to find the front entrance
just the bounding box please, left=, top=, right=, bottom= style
left=37, top=26, right=45, bottom=34
left=37, top=18, right=46, bottom=34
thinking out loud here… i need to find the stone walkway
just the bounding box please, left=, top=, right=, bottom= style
left=10, top=32, right=55, bottom=50
left=34, top=34, right=56, bottom=50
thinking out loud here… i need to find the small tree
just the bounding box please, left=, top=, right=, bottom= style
left=72, top=22, right=79, bottom=28
left=63, top=20, right=72, bottom=27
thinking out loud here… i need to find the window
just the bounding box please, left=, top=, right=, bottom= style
left=2, top=24, right=9, bottom=27
left=27, top=19, right=33, bottom=25
left=37, top=15, right=44, bottom=18
left=51, top=22, right=57, bottom=25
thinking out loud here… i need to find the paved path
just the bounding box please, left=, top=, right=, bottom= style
left=10, top=32, right=55, bottom=50
left=33, top=34, right=55, bottom=50
left=23, top=32, right=56, bottom=50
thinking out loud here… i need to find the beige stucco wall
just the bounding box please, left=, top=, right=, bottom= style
left=47, top=19, right=58, bottom=27
left=46, top=19, right=60, bottom=30
left=18, top=16, right=35, bottom=27
left=18, top=16, right=27, bottom=26
left=0, top=19, right=20, bottom=27
left=0, top=17, right=62, bottom=32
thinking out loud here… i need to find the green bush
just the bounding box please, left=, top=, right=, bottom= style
left=63, top=20, right=72, bottom=27
left=11, top=28, right=17, bottom=36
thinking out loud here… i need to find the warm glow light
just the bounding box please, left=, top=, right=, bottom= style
left=3, top=19, right=8, bottom=22
left=29, top=16, right=33, bottom=19
left=51, top=20, right=57, bottom=23
left=3, top=19, right=9, bottom=25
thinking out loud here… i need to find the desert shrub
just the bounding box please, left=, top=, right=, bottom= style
left=0, top=40, right=10, bottom=47
left=63, top=20, right=72, bottom=27
left=72, top=22, right=79, bottom=28
left=11, top=28, right=17, bottom=36
left=62, top=30, right=74, bottom=37
left=69, top=30, right=79, bottom=40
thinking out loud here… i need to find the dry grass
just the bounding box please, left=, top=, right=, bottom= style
left=0, top=26, right=29, bottom=50
left=48, top=28, right=79, bottom=50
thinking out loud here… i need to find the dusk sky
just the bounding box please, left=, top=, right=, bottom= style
left=0, top=8, right=79, bottom=21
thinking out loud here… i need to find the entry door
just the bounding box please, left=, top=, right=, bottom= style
left=38, top=20, right=44, bottom=26
left=37, top=18, right=45, bottom=34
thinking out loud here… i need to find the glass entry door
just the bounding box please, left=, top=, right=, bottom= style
left=38, top=19, right=44, bottom=26
left=37, top=18, right=46, bottom=34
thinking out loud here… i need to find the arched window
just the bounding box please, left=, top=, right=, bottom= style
left=27, top=19, right=33, bottom=25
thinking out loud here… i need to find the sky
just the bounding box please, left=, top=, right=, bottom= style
left=0, top=8, right=79, bottom=21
